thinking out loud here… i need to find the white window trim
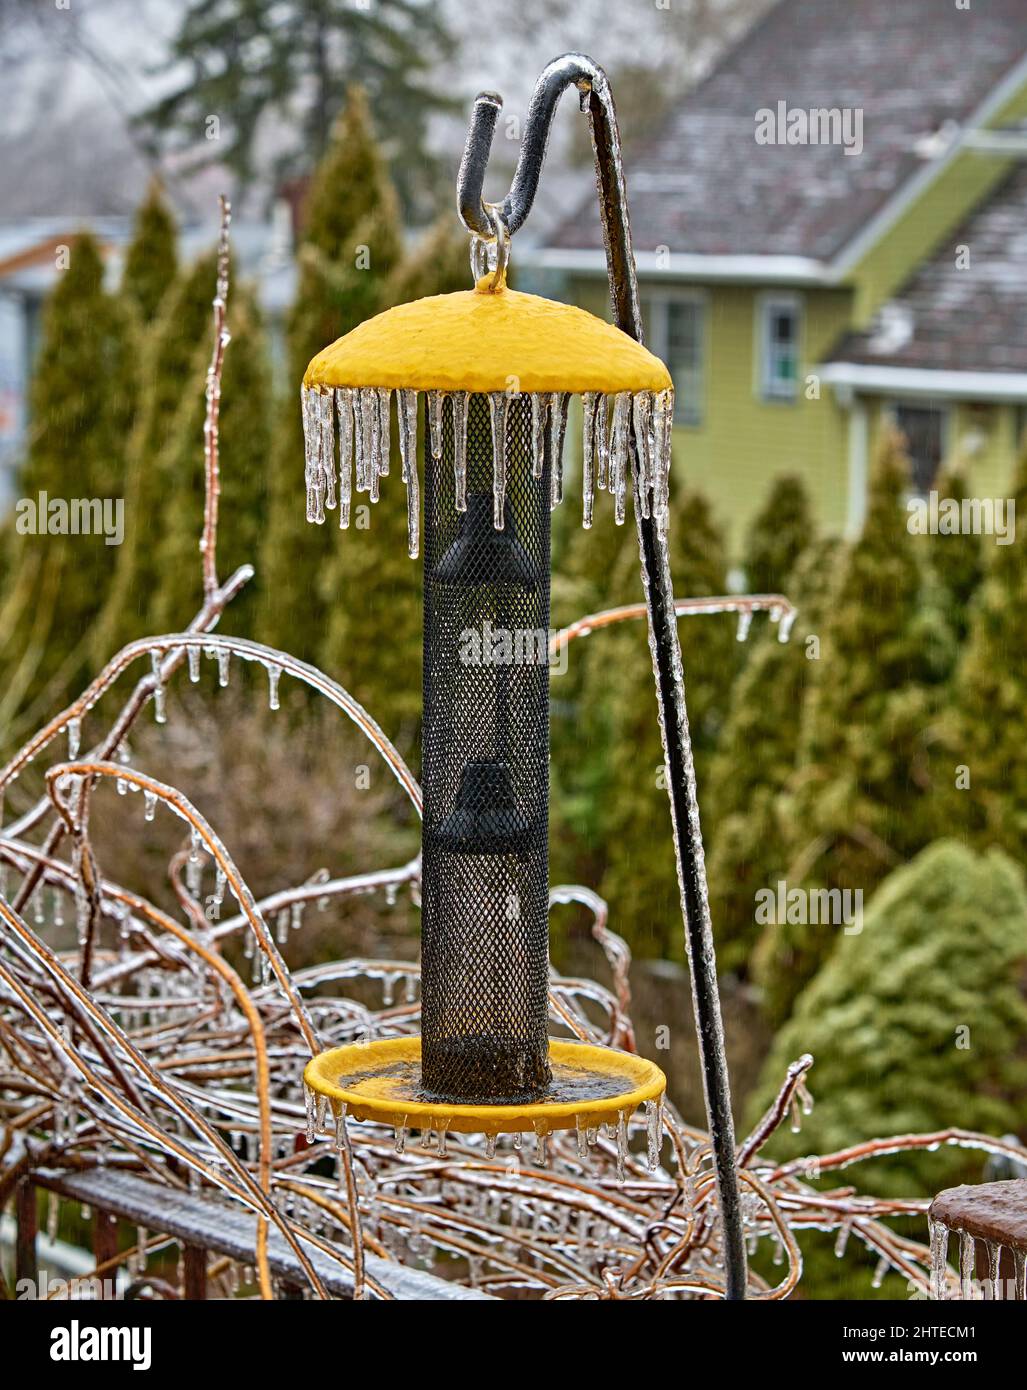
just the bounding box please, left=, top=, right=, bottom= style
left=755, top=291, right=803, bottom=404
left=643, top=288, right=708, bottom=428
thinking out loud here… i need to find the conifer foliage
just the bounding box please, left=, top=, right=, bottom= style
left=0, top=235, right=136, bottom=737
left=121, top=181, right=179, bottom=326
left=744, top=473, right=813, bottom=596
left=752, top=841, right=1027, bottom=1198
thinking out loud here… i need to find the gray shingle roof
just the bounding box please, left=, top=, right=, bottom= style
left=545, top=0, right=1027, bottom=262
left=828, top=160, right=1027, bottom=374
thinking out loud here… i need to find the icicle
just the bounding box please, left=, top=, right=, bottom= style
left=276, top=909, right=289, bottom=944
left=302, top=387, right=325, bottom=524
left=985, top=1239, right=1000, bottom=1299
left=871, top=1256, right=889, bottom=1290
left=67, top=717, right=81, bottom=760
left=187, top=645, right=201, bottom=682
left=377, top=388, right=392, bottom=477
left=437, top=1127, right=448, bottom=1158
left=366, top=387, right=382, bottom=501
left=530, top=393, right=547, bottom=480
left=631, top=391, right=653, bottom=521
left=394, top=1120, right=408, bottom=1155
left=652, top=388, right=674, bottom=524
left=213, top=866, right=227, bottom=907
left=548, top=392, right=569, bottom=510
left=336, top=387, right=354, bottom=528
left=959, top=1231, right=976, bottom=1300
left=581, top=392, right=599, bottom=529
left=575, top=1114, right=588, bottom=1160
left=533, top=1124, right=549, bottom=1168
left=929, top=1216, right=949, bottom=1301
left=615, top=1111, right=629, bottom=1183
left=143, top=790, right=157, bottom=823
left=736, top=609, right=753, bottom=643
left=596, top=395, right=611, bottom=491
left=304, top=1084, right=316, bottom=1143
left=452, top=391, right=468, bottom=511
left=610, top=392, right=631, bottom=525
left=484, top=1131, right=498, bottom=1160
left=645, top=1098, right=662, bottom=1170
left=216, top=648, right=230, bottom=688
left=427, top=389, right=444, bottom=488
left=149, top=651, right=167, bottom=724
left=778, top=608, right=797, bottom=643
left=489, top=392, right=511, bottom=530
left=353, top=389, right=368, bottom=494
left=397, top=388, right=420, bottom=559
left=834, top=1222, right=851, bottom=1258
left=1015, top=1246, right=1026, bottom=1300
left=319, top=388, right=337, bottom=510
left=333, top=1104, right=348, bottom=1151
left=267, top=663, right=281, bottom=710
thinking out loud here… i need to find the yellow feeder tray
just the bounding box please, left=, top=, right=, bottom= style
left=304, top=1036, right=665, bottom=1146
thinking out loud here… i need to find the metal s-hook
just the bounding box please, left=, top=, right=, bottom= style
left=455, top=53, right=749, bottom=1301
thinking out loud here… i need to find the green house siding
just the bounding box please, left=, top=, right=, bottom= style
left=570, top=275, right=855, bottom=556
left=848, top=82, right=1027, bottom=326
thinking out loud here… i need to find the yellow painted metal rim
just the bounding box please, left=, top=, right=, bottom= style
left=304, top=1036, right=666, bottom=1135
left=303, top=286, right=673, bottom=396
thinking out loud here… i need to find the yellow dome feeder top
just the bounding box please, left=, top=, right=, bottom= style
left=300, top=280, right=676, bottom=555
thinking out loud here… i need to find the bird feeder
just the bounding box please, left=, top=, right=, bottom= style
left=303, top=54, right=745, bottom=1295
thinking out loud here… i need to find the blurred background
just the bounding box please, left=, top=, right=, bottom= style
left=3, top=0, right=1027, bottom=1296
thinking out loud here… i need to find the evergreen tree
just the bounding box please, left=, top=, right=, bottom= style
left=705, top=539, right=837, bottom=976
left=260, top=88, right=402, bottom=663
left=755, top=432, right=954, bottom=1025
left=151, top=287, right=272, bottom=637
left=144, top=0, right=456, bottom=220
left=0, top=235, right=136, bottom=732
left=95, top=252, right=218, bottom=659
left=121, top=181, right=178, bottom=326
left=588, top=484, right=738, bottom=959
left=744, top=472, right=814, bottom=595
left=944, top=445, right=1027, bottom=859
left=922, top=462, right=985, bottom=645
left=750, top=840, right=1027, bottom=1199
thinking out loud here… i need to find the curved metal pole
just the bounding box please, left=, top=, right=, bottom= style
left=458, top=53, right=748, bottom=1300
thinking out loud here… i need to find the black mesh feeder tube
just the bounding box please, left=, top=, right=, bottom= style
left=421, top=393, right=551, bottom=1102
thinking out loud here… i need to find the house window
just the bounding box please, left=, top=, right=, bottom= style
left=892, top=403, right=948, bottom=495
left=642, top=293, right=705, bottom=426
left=759, top=296, right=801, bottom=401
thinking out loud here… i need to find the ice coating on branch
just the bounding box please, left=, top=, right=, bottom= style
left=336, top=387, right=354, bottom=529
left=489, top=392, right=511, bottom=531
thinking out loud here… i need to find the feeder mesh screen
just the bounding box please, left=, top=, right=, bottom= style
left=421, top=392, right=552, bottom=1103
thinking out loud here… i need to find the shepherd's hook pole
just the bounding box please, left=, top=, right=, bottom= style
left=458, top=52, right=748, bottom=1300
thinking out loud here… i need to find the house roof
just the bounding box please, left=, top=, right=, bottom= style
left=825, top=160, right=1027, bottom=381
left=543, top=0, right=1027, bottom=266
